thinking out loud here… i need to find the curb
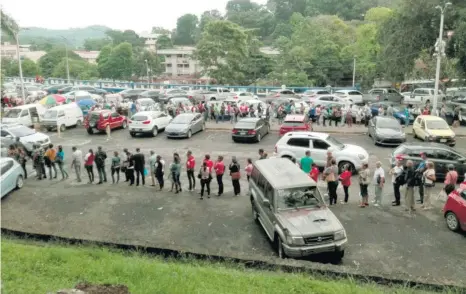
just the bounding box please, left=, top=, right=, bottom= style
left=2, top=228, right=464, bottom=292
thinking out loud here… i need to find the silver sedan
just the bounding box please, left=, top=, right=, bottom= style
left=165, top=113, right=205, bottom=139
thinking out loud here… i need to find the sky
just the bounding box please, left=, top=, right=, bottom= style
left=1, top=0, right=268, bottom=33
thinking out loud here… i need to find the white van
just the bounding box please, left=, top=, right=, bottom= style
left=41, top=103, right=84, bottom=132
left=1, top=104, right=47, bottom=127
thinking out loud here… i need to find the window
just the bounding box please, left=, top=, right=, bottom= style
left=177, top=64, right=183, bottom=68
left=349, top=91, right=361, bottom=95
left=256, top=173, right=267, bottom=192
left=416, top=117, right=422, bottom=125
left=282, top=90, right=293, bottom=94
left=1, top=130, right=10, bottom=137
left=20, top=110, right=29, bottom=117
left=420, top=120, right=426, bottom=128
left=167, top=64, right=172, bottom=68
left=159, top=113, right=167, bottom=118
left=371, top=90, right=383, bottom=94
left=58, top=111, right=65, bottom=117
left=388, top=89, right=398, bottom=94
left=102, top=113, right=110, bottom=119
left=0, top=160, right=14, bottom=176
left=287, top=138, right=309, bottom=148
left=183, top=64, right=189, bottom=68
left=177, top=54, right=183, bottom=58
left=111, top=112, right=119, bottom=118
left=312, top=139, right=330, bottom=150
left=264, top=182, right=273, bottom=201
left=435, top=150, right=461, bottom=161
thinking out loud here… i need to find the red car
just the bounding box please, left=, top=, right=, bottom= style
left=443, top=189, right=466, bottom=232
left=84, top=110, right=127, bottom=135
left=279, top=115, right=311, bottom=136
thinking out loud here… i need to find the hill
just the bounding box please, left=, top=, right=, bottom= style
left=18, top=25, right=111, bottom=48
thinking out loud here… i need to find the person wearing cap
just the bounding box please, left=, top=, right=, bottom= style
left=415, top=152, right=428, bottom=204
left=442, top=164, right=458, bottom=196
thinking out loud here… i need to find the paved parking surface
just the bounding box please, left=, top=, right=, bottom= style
left=2, top=127, right=466, bottom=286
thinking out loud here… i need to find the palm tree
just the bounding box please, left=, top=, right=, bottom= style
left=1, top=9, right=19, bottom=40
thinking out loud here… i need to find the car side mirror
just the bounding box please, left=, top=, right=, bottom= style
left=5, top=135, right=12, bottom=139
left=263, top=199, right=271, bottom=208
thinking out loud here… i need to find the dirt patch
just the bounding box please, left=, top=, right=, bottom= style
left=72, top=282, right=130, bottom=294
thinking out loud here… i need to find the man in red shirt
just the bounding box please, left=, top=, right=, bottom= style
left=339, top=165, right=352, bottom=204
left=186, top=151, right=196, bottom=191
left=203, top=154, right=214, bottom=171
left=214, top=155, right=225, bottom=196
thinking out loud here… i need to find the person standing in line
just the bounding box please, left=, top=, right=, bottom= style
left=95, top=146, right=107, bottom=184
left=170, top=153, right=182, bottom=193
left=203, top=154, right=214, bottom=170
left=300, top=150, right=313, bottom=174
left=359, top=163, right=370, bottom=207
left=186, top=150, right=196, bottom=191
left=229, top=156, right=241, bottom=196
left=155, top=155, right=165, bottom=190
left=71, top=146, right=82, bottom=182
left=339, top=164, right=352, bottom=204
left=199, top=161, right=212, bottom=200
left=326, top=149, right=335, bottom=168
left=126, top=151, right=135, bottom=186
left=122, top=148, right=131, bottom=182
left=111, top=151, right=121, bottom=184
left=364, top=104, right=372, bottom=127
left=14, top=138, right=27, bottom=179
left=55, top=145, right=68, bottom=180
left=390, top=160, right=404, bottom=206
left=441, top=164, right=458, bottom=198
left=84, top=149, right=95, bottom=184
left=373, top=161, right=385, bottom=207
left=148, top=150, right=158, bottom=187
left=132, top=148, right=146, bottom=186
left=415, top=152, right=428, bottom=204
left=214, top=155, right=225, bottom=196
left=421, top=161, right=436, bottom=210
left=404, top=160, right=416, bottom=212
left=323, top=159, right=339, bottom=205
left=45, top=144, right=58, bottom=179
left=245, top=158, right=253, bottom=182
left=37, top=144, right=47, bottom=179
left=258, top=149, right=268, bottom=160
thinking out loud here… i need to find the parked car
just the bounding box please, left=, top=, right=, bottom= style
left=403, top=88, right=446, bottom=105
left=369, top=102, right=415, bottom=124
left=279, top=115, right=310, bottom=136
left=368, top=116, right=406, bottom=146
left=128, top=111, right=172, bottom=137
left=165, top=113, right=205, bottom=139
left=139, top=90, right=163, bottom=102
left=443, top=189, right=466, bottom=232
left=25, top=85, right=47, bottom=99
left=363, top=88, right=403, bottom=103
left=391, top=143, right=466, bottom=181
left=118, top=89, right=146, bottom=100
left=187, top=89, right=211, bottom=103
left=135, top=98, right=158, bottom=111
left=0, top=157, right=25, bottom=198
left=412, top=115, right=455, bottom=146
left=0, top=124, right=51, bottom=154
left=232, top=118, right=270, bottom=143
left=45, top=84, right=71, bottom=94
left=41, top=103, right=84, bottom=132
left=250, top=158, right=347, bottom=260
left=58, top=85, right=107, bottom=96
left=84, top=110, right=127, bottom=134
left=301, top=89, right=331, bottom=100
left=159, top=90, right=189, bottom=103
left=203, top=87, right=235, bottom=101
left=334, top=90, right=363, bottom=104
left=2, top=104, right=46, bottom=127
left=314, top=95, right=351, bottom=108
left=266, top=89, right=300, bottom=100
left=63, top=90, right=101, bottom=102
left=275, top=132, right=369, bottom=172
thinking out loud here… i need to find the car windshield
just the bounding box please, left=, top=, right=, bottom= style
left=277, top=186, right=323, bottom=210
left=8, top=126, right=36, bottom=137
left=282, top=121, right=305, bottom=127
left=377, top=119, right=400, bottom=130
left=90, top=113, right=101, bottom=120
left=3, top=109, right=22, bottom=118
left=131, top=115, right=148, bottom=121
left=427, top=120, right=449, bottom=130
left=171, top=116, right=192, bottom=124
left=326, top=136, right=345, bottom=150
left=43, top=110, right=57, bottom=119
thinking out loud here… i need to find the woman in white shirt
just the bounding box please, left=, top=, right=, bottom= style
left=422, top=161, right=436, bottom=210
left=373, top=161, right=385, bottom=207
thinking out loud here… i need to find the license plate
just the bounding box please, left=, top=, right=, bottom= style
left=240, top=132, right=246, bottom=135
left=440, top=139, right=447, bottom=143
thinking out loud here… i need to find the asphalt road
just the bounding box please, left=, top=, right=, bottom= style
left=2, top=127, right=466, bottom=286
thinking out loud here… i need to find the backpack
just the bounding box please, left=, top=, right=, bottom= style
left=396, top=169, right=407, bottom=186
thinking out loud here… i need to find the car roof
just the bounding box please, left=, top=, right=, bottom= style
left=417, top=115, right=445, bottom=121
left=254, top=158, right=315, bottom=189
left=1, top=123, right=23, bottom=129
left=0, top=157, right=14, bottom=164
left=375, top=116, right=399, bottom=123
left=134, top=111, right=162, bottom=115
left=398, top=142, right=458, bottom=151
left=91, top=110, right=111, bottom=114
left=284, top=115, right=305, bottom=121
left=281, top=131, right=329, bottom=140
left=177, top=113, right=195, bottom=118
left=237, top=118, right=260, bottom=123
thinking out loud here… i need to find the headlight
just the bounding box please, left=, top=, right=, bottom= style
left=283, top=229, right=304, bottom=245
left=401, top=132, right=406, bottom=137
left=334, top=230, right=346, bottom=241
left=358, top=154, right=365, bottom=160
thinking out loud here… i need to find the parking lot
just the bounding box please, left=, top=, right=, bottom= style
left=1, top=127, right=466, bottom=286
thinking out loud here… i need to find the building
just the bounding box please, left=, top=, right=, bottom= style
left=73, top=50, right=99, bottom=64
left=140, top=32, right=163, bottom=52
left=1, top=42, right=32, bottom=59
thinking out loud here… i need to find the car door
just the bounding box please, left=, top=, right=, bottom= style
left=433, top=149, right=462, bottom=179
left=413, top=117, right=422, bottom=138
left=0, top=160, right=15, bottom=197
left=285, top=137, right=311, bottom=160
left=418, top=118, right=427, bottom=140
left=111, top=112, right=121, bottom=128
left=309, top=139, right=331, bottom=167
left=19, top=109, right=30, bottom=126
left=0, top=130, right=15, bottom=147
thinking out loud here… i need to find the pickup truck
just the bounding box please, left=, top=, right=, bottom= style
left=362, top=88, right=403, bottom=103
left=402, top=88, right=446, bottom=105
left=204, top=87, right=235, bottom=101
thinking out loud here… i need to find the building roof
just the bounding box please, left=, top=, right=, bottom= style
left=157, top=47, right=196, bottom=55
left=73, top=51, right=99, bottom=59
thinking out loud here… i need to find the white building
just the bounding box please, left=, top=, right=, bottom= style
left=73, top=50, right=99, bottom=64
left=1, top=42, right=32, bottom=59
left=140, top=32, right=163, bottom=52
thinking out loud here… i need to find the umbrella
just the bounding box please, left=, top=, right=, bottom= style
left=77, top=99, right=96, bottom=107
left=39, top=94, right=66, bottom=105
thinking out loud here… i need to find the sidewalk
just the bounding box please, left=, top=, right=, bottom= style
left=206, top=120, right=466, bottom=136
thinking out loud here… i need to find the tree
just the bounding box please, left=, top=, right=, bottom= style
left=225, top=0, right=275, bottom=40
left=156, top=35, right=173, bottom=49
left=105, top=29, right=144, bottom=48
left=199, top=10, right=223, bottom=33
left=1, top=9, right=19, bottom=40
left=96, top=45, right=113, bottom=78
left=173, top=14, right=199, bottom=45
left=38, top=48, right=83, bottom=77
left=195, top=20, right=251, bottom=84
left=52, top=59, right=98, bottom=80
left=105, top=42, right=133, bottom=80
left=151, top=26, right=171, bottom=35
left=83, top=38, right=112, bottom=50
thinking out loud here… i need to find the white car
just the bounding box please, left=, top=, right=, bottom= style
left=135, top=98, right=158, bottom=111
left=334, top=90, right=364, bottom=104
left=64, top=90, right=101, bottom=101
left=128, top=111, right=172, bottom=137
left=313, top=95, right=351, bottom=107
left=0, top=124, right=51, bottom=154
left=274, top=132, right=369, bottom=172
left=231, top=91, right=258, bottom=101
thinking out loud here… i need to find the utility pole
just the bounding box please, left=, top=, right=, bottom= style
left=14, top=32, right=26, bottom=99
left=433, top=2, right=451, bottom=111
left=145, top=59, right=150, bottom=83
left=60, top=36, right=71, bottom=84
left=352, top=57, right=356, bottom=88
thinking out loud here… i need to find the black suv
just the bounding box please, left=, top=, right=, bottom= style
left=391, top=143, right=466, bottom=182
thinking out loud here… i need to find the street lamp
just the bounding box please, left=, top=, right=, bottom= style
left=144, top=59, right=150, bottom=83
left=433, top=2, right=452, bottom=111
left=60, top=36, right=71, bottom=84
left=13, top=31, right=26, bottom=99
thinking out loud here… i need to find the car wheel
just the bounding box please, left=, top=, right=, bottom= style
left=87, top=128, right=94, bottom=135
left=331, top=250, right=345, bottom=263
left=232, top=138, right=238, bottom=143
left=152, top=126, right=158, bottom=137
left=130, top=132, right=136, bottom=137
left=16, top=175, right=24, bottom=189
left=76, top=120, right=82, bottom=127
left=60, top=124, right=66, bottom=132
left=210, top=97, right=216, bottom=101
left=276, top=236, right=286, bottom=259
left=446, top=212, right=460, bottom=231
left=46, top=127, right=52, bottom=132
left=413, top=130, right=417, bottom=139
left=122, top=121, right=127, bottom=129
left=187, top=130, right=192, bottom=138
left=256, top=133, right=261, bottom=143
left=252, top=203, right=259, bottom=222
left=338, top=161, right=355, bottom=174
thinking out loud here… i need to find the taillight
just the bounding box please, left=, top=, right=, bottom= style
left=232, top=129, right=238, bottom=134
left=275, top=93, right=280, bottom=97
left=188, top=95, right=193, bottom=99
left=248, top=130, right=256, bottom=135
left=394, top=154, right=407, bottom=161
left=233, top=96, right=238, bottom=99
left=142, top=120, right=150, bottom=124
